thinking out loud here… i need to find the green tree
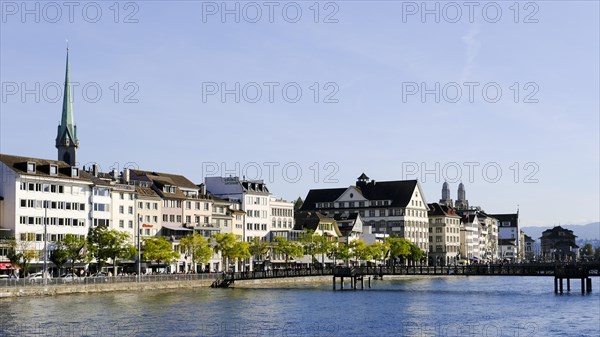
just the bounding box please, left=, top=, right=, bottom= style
left=143, top=236, right=179, bottom=265
left=49, top=244, right=69, bottom=276
left=180, top=233, right=213, bottom=271
left=332, top=243, right=350, bottom=266
left=88, top=226, right=137, bottom=275
left=300, top=230, right=318, bottom=266
left=409, top=243, right=425, bottom=264
left=62, top=234, right=87, bottom=273
left=349, top=240, right=371, bottom=264
left=294, top=197, right=304, bottom=210
left=231, top=241, right=251, bottom=269
left=387, top=237, right=411, bottom=265
left=273, top=236, right=304, bottom=268
left=594, top=247, right=600, bottom=261
left=212, top=233, right=238, bottom=271
left=581, top=243, right=594, bottom=258
left=368, top=241, right=390, bottom=265
left=7, top=239, right=39, bottom=277
left=249, top=237, right=270, bottom=269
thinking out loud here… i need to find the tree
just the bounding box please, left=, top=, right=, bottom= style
left=294, top=197, right=304, bottom=210
left=332, top=243, right=350, bottom=266
left=7, top=239, right=39, bottom=277
left=349, top=240, right=371, bottom=265
left=387, top=237, right=411, bottom=265
left=581, top=243, right=594, bottom=258
left=231, top=241, right=251, bottom=269
left=368, top=241, right=390, bottom=265
left=212, top=233, right=238, bottom=271
left=49, top=244, right=68, bottom=276
left=88, top=226, right=136, bottom=275
left=62, top=234, right=87, bottom=273
left=273, top=236, right=304, bottom=268
left=300, top=230, right=318, bottom=266
left=249, top=237, right=270, bottom=269
left=409, top=243, right=425, bottom=264
left=180, top=233, right=213, bottom=271
left=143, top=236, right=179, bottom=265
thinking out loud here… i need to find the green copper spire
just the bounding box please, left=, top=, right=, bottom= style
left=56, top=47, right=79, bottom=166
left=56, top=47, right=78, bottom=148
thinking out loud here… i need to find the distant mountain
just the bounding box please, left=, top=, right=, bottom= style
left=522, top=222, right=600, bottom=241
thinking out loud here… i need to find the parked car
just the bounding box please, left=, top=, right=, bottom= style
left=60, top=273, right=80, bottom=283
left=91, top=272, right=108, bottom=277
left=27, top=272, right=51, bottom=283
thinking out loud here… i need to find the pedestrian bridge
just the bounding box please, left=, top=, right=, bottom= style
left=211, top=262, right=600, bottom=292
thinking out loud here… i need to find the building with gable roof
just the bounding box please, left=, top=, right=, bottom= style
left=300, top=173, right=429, bottom=253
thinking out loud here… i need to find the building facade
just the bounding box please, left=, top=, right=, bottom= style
left=300, top=174, right=429, bottom=254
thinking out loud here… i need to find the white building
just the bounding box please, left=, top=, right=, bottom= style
left=0, top=154, right=92, bottom=271
left=205, top=177, right=272, bottom=242
left=300, top=173, right=430, bottom=254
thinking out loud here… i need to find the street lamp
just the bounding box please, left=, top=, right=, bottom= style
left=43, top=200, right=48, bottom=284
left=137, top=215, right=141, bottom=281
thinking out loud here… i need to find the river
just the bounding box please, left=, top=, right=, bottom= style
left=0, top=276, right=598, bottom=336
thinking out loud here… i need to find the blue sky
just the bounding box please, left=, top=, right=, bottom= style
left=1, top=1, right=598, bottom=227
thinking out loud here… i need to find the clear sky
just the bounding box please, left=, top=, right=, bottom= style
left=1, top=1, right=598, bottom=227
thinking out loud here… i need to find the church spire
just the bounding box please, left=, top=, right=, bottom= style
left=56, top=47, right=79, bottom=166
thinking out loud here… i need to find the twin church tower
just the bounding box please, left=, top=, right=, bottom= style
left=55, top=48, right=79, bottom=166
left=440, top=181, right=469, bottom=210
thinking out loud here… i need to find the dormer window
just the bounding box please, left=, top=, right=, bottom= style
left=27, top=162, right=36, bottom=173
left=71, top=167, right=79, bottom=177
left=49, top=165, right=58, bottom=175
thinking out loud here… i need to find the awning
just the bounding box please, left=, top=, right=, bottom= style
left=162, top=225, right=192, bottom=231
left=0, top=262, right=14, bottom=270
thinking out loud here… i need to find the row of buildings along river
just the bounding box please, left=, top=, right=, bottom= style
left=0, top=51, right=579, bottom=276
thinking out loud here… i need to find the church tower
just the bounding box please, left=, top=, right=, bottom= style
left=55, top=48, right=79, bottom=166
left=455, top=182, right=469, bottom=210
left=439, top=181, right=453, bottom=207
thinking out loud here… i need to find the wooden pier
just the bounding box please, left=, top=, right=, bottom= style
left=554, top=264, right=593, bottom=294
left=207, top=262, right=599, bottom=293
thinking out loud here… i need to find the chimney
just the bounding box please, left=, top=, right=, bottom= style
left=199, top=183, right=207, bottom=195
left=123, top=168, right=130, bottom=184
left=92, top=164, right=99, bottom=177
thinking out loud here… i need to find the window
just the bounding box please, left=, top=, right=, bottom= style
left=176, top=215, right=182, bottom=223
left=146, top=202, right=151, bottom=209
left=27, top=162, right=36, bottom=173
left=119, top=220, right=124, bottom=228
left=128, top=206, right=133, bottom=214
left=204, top=203, right=209, bottom=211
left=186, top=216, right=191, bottom=223
left=71, top=167, right=79, bottom=177
left=369, top=210, right=375, bottom=217
left=119, top=206, right=124, bottom=214
left=153, top=203, right=158, bottom=210
left=138, top=202, right=143, bottom=208
left=169, top=215, right=175, bottom=222
left=49, top=165, right=58, bottom=175
left=128, top=220, right=133, bottom=228
left=163, top=215, right=168, bottom=222
left=120, top=193, right=124, bottom=200
left=153, top=216, right=158, bottom=223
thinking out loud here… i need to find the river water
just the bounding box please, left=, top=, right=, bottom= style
left=0, top=276, right=598, bottom=337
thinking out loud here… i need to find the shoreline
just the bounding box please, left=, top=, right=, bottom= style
left=0, top=274, right=463, bottom=298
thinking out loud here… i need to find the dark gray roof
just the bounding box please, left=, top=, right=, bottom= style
left=301, top=179, right=418, bottom=211
left=0, top=153, right=89, bottom=181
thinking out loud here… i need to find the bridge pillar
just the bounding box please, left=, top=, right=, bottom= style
left=368, top=277, right=371, bottom=289
left=581, top=278, right=585, bottom=294
left=586, top=278, right=592, bottom=293
left=554, top=277, right=558, bottom=294
left=341, top=277, right=344, bottom=290
left=567, top=278, right=570, bottom=291
left=333, top=276, right=336, bottom=290
left=559, top=278, right=564, bottom=294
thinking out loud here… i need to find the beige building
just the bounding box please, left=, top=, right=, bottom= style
left=427, top=203, right=461, bottom=266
